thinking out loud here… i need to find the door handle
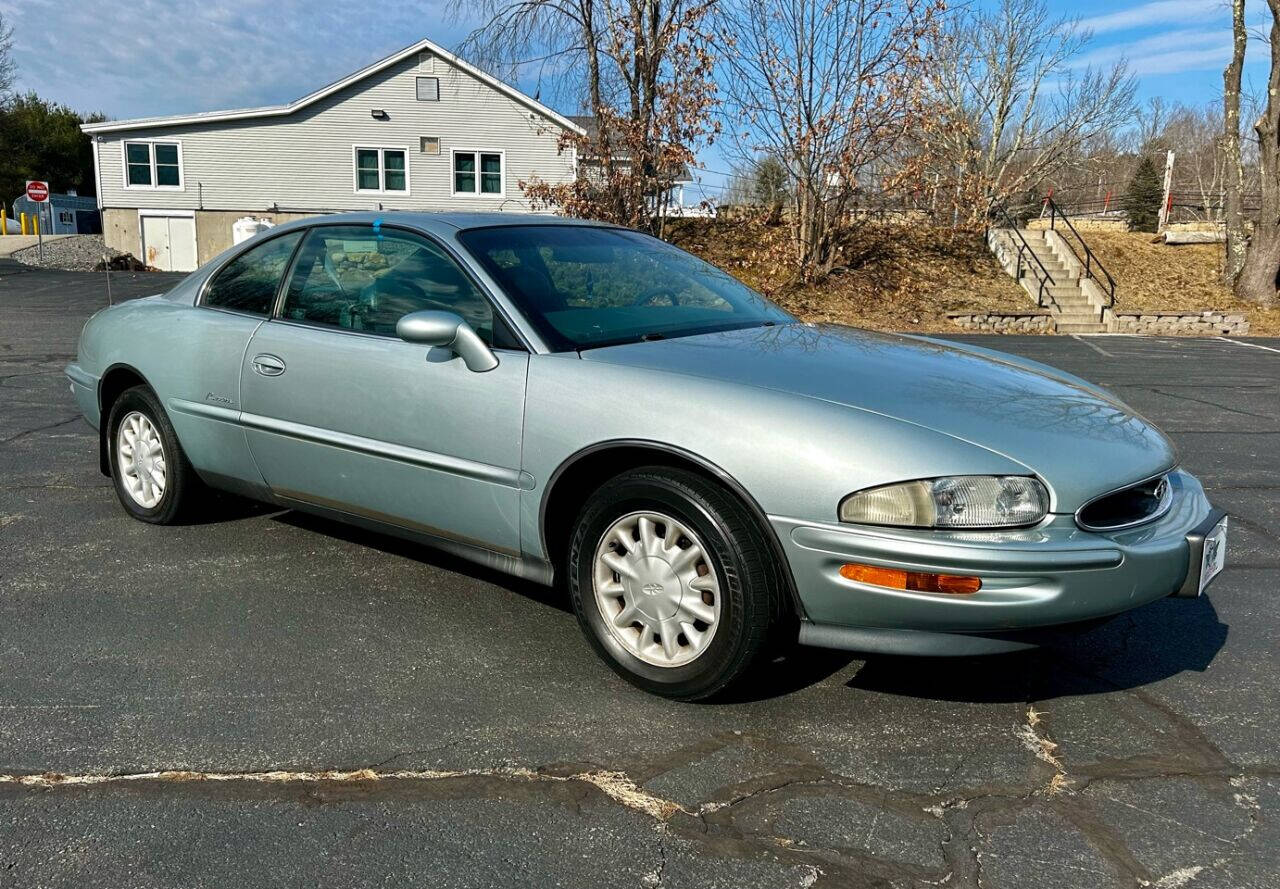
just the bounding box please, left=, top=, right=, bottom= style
left=251, top=353, right=286, bottom=377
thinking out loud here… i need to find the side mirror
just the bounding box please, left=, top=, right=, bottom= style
left=396, top=310, right=499, bottom=373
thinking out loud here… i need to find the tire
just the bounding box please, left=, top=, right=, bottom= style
left=106, top=385, right=201, bottom=524
left=567, top=466, right=782, bottom=700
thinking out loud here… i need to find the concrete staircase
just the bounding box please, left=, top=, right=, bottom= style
left=988, top=228, right=1109, bottom=334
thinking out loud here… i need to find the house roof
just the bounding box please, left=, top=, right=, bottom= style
left=563, top=115, right=692, bottom=182
left=81, top=37, right=586, bottom=136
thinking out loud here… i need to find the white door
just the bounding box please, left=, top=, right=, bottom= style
left=140, top=214, right=197, bottom=272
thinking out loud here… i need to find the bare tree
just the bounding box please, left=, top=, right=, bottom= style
left=717, top=0, right=941, bottom=278
left=1136, top=97, right=1170, bottom=153
left=924, top=0, right=1136, bottom=221
left=459, top=1, right=720, bottom=233
left=0, top=12, right=15, bottom=102
left=1234, top=0, right=1280, bottom=306
left=453, top=0, right=603, bottom=113
left=1162, top=105, right=1229, bottom=221
left=1223, top=0, right=1248, bottom=285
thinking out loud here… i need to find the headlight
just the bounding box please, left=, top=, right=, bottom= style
left=839, top=476, right=1049, bottom=528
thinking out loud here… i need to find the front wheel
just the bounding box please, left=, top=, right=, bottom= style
left=107, top=385, right=201, bottom=524
left=567, top=466, right=782, bottom=700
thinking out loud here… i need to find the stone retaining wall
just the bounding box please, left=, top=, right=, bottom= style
left=947, top=312, right=1054, bottom=333
left=1104, top=310, right=1249, bottom=335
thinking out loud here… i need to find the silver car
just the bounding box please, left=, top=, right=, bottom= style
left=66, top=213, right=1228, bottom=699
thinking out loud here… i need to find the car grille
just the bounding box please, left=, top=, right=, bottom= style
left=1076, top=474, right=1173, bottom=532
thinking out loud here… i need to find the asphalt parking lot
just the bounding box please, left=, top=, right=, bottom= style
left=1, top=257, right=1277, bottom=888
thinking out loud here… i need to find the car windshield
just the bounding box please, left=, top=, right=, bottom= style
left=456, top=225, right=793, bottom=351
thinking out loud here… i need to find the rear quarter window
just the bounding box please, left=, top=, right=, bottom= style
left=203, top=231, right=304, bottom=315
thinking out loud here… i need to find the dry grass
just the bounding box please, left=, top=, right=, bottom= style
left=1085, top=231, right=1280, bottom=334
left=667, top=219, right=1280, bottom=335
left=668, top=218, right=1028, bottom=334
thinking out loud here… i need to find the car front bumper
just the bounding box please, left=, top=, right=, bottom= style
left=65, top=363, right=100, bottom=430
left=772, top=469, right=1220, bottom=655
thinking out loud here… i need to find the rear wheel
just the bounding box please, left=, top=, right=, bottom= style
left=568, top=466, right=781, bottom=700
left=107, top=386, right=201, bottom=524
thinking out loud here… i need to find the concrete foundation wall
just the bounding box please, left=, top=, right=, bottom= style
left=193, top=210, right=316, bottom=265
left=104, top=207, right=325, bottom=267
left=103, top=208, right=140, bottom=260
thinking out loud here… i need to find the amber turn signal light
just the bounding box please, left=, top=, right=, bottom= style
left=839, top=563, right=981, bottom=595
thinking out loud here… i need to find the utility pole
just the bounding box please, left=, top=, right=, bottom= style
left=1157, top=150, right=1175, bottom=232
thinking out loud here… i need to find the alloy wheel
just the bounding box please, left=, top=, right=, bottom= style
left=116, top=410, right=167, bottom=509
left=592, top=510, right=722, bottom=667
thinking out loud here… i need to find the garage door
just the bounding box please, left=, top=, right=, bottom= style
left=140, top=214, right=197, bottom=272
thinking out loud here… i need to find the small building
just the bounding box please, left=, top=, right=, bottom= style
left=82, top=37, right=584, bottom=271
left=10, top=192, right=101, bottom=235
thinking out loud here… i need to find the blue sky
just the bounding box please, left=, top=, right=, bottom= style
left=0, top=0, right=1267, bottom=199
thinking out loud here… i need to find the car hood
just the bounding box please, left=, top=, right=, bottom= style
left=580, top=323, right=1175, bottom=511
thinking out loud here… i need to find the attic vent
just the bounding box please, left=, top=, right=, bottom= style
left=420, top=136, right=440, bottom=155
left=416, top=76, right=440, bottom=102
left=418, top=52, right=434, bottom=72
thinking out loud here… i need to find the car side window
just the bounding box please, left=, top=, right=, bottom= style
left=203, top=231, right=304, bottom=315
left=280, top=225, right=494, bottom=343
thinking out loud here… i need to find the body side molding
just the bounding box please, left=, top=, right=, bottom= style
left=167, top=398, right=527, bottom=489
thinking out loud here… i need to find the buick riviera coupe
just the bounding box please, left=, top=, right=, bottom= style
left=67, top=213, right=1228, bottom=699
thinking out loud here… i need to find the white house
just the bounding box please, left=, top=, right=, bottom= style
left=82, top=37, right=584, bottom=271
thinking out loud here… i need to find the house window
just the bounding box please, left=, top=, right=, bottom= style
left=354, top=147, right=408, bottom=193
left=416, top=77, right=439, bottom=101
left=124, top=141, right=182, bottom=189
left=453, top=151, right=502, bottom=195
left=420, top=136, right=440, bottom=155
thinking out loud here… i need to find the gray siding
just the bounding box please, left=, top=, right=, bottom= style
left=95, top=54, right=576, bottom=214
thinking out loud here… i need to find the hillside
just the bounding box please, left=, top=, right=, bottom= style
left=667, top=218, right=1028, bottom=333
left=1083, top=231, right=1280, bottom=334
left=668, top=219, right=1280, bottom=335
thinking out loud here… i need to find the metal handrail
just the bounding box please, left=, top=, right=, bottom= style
left=990, top=205, right=1059, bottom=313
left=1045, top=196, right=1116, bottom=314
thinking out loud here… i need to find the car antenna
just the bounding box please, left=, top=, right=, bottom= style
left=102, top=253, right=113, bottom=306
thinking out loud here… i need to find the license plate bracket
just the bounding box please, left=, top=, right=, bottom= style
left=1174, top=509, right=1228, bottom=599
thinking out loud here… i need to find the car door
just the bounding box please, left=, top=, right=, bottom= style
left=238, top=223, right=529, bottom=555
left=163, top=229, right=305, bottom=497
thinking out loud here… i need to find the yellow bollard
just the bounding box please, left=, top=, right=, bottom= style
left=20, top=212, right=28, bottom=235
left=33, top=215, right=39, bottom=236
left=0, top=208, right=6, bottom=235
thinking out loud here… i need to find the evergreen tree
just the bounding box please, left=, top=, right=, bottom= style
left=752, top=156, right=790, bottom=225
left=1124, top=156, right=1163, bottom=232
left=0, top=93, right=104, bottom=204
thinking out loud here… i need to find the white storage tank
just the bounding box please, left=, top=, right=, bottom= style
left=232, top=217, right=275, bottom=245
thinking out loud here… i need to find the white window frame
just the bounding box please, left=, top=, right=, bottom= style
left=352, top=145, right=411, bottom=196
left=451, top=149, right=505, bottom=198
left=122, top=139, right=185, bottom=191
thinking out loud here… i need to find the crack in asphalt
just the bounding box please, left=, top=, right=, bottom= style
left=0, top=765, right=686, bottom=821
left=1147, top=387, right=1276, bottom=420
left=1, top=635, right=1253, bottom=886
left=0, top=415, right=85, bottom=445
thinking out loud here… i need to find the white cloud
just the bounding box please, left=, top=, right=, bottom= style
left=1126, top=43, right=1236, bottom=75
left=0, top=0, right=475, bottom=118
left=1078, top=0, right=1225, bottom=35
left=1070, top=16, right=1268, bottom=77
left=1073, top=27, right=1224, bottom=66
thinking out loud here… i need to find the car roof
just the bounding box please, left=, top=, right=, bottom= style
left=267, top=211, right=617, bottom=238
